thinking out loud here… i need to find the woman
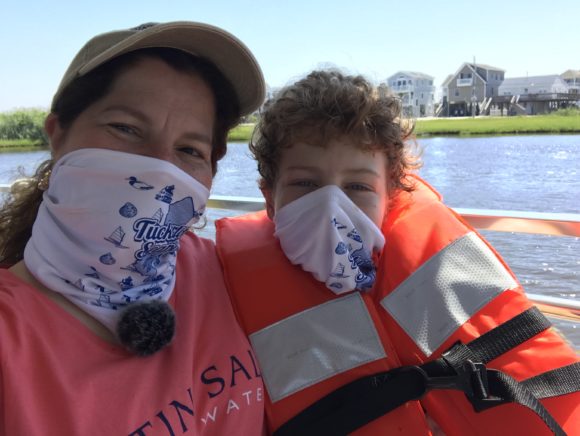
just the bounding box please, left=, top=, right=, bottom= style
left=216, top=70, right=579, bottom=435
left=0, top=22, right=266, bottom=435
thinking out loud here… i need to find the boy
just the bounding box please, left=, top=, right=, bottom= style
left=217, top=70, right=579, bottom=435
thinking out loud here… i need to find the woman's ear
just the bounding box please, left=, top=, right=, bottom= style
left=44, top=113, right=65, bottom=153
left=261, top=188, right=276, bottom=221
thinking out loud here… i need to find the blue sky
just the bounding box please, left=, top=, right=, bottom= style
left=1, top=0, right=578, bottom=111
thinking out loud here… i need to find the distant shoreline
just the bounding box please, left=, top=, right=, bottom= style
left=231, top=114, right=580, bottom=141
left=413, top=113, right=580, bottom=136
left=2, top=114, right=579, bottom=149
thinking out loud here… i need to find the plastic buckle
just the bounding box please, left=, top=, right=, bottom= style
left=460, top=360, right=489, bottom=400
left=423, top=360, right=490, bottom=399
left=458, top=360, right=507, bottom=412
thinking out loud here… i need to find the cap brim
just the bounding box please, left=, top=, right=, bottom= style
left=79, top=22, right=265, bottom=116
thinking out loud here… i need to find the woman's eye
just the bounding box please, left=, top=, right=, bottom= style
left=178, top=146, right=208, bottom=161
left=110, top=123, right=138, bottom=136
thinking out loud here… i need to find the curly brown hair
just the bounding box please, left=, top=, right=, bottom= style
left=250, top=69, right=421, bottom=192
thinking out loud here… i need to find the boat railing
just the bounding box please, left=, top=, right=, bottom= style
left=207, top=194, right=580, bottom=238
left=2, top=184, right=579, bottom=324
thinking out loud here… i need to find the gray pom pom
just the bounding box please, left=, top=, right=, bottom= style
left=116, top=301, right=176, bottom=356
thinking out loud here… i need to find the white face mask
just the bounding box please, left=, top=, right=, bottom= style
left=24, top=148, right=209, bottom=337
left=274, top=185, right=385, bottom=294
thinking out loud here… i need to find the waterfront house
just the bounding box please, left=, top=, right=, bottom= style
left=438, top=74, right=453, bottom=117
left=561, top=69, right=580, bottom=94
left=498, top=75, right=573, bottom=115
left=445, top=62, right=504, bottom=116
left=387, top=71, right=435, bottom=117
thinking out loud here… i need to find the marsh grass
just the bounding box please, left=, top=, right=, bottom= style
left=1, top=109, right=579, bottom=145
left=414, top=112, right=580, bottom=136
left=0, top=139, right=46, bottom=149
left=227, top=123, right=255, bottom=141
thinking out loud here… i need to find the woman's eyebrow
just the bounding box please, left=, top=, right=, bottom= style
left=182, top=132, right=213, bottom=146
left=102, top=105, right=149, bottom=122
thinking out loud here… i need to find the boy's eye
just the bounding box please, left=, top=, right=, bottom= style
left=290, top=180, right=318, bottom=188
left=347, top=183, right=373, bottom=192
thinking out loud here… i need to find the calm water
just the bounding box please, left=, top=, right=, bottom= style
left=1, top=135, right=579, bottom=344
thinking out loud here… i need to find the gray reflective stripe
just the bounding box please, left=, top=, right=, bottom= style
left=381, top=232, right=517, bottom=357
left=249, top=293, right=386, bottom=403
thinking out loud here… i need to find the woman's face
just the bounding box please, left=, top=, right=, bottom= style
left=264, top=136, right=389, bottom=228
left=47, top=56, right=216, bottom=189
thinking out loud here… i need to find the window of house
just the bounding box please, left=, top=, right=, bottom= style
left=455, top=90, right=459, bottom=96
left=524, top=88, right=528, bottom=93
left=416, top=99, right=419, bottom=106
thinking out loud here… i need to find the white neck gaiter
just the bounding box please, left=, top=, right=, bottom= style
left=274, top=185, right=385, bottom=294
left=24, top=148, right=209, bottom=336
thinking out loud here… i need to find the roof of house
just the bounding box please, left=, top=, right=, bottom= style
left=468, top=62, right=505, bottom=72
left=561, top=69, right=580, bottom=79
left=499, top=75, right=568, bottom=89
left=445, top=62, right=506, bottom=86
left=387, top=71, right=434, bottom=80
left=441, top=74, right=453, bottom=86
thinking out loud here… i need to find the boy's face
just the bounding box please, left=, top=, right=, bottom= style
left=263, top=136, right=389, bottom=228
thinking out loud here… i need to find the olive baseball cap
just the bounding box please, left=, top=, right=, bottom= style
left=51, top=21, right=265, bottom=116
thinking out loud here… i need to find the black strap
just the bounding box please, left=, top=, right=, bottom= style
left=273, top=367, right=429, bottom=436
left=523, top=363, right=580, bottom=399
left=441, top=341, right=566, bottom=436
left=484, top=369, right=566, bottom=436
left=420, top=306, right=551, bottom=378
left=466, top=306, right=552, bottom=363
left=274, top=307, right=576, bottom=436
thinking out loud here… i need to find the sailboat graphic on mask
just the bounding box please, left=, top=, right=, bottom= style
left=329, top=262, right=350, bottom=279
left=152, top=208, right=164, bottom=223
left=104, top=226, right=129, bottom=248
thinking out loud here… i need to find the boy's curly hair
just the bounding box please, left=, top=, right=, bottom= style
left=250, top=69, right=421, bottom=192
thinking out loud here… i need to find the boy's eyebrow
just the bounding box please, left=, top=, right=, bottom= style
left=284, top=165, right=319, bottom=172
left=343, top=168, right=382, bottom=178
left=285, top=165, right=381, bottom=178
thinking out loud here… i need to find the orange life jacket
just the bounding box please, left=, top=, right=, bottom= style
left=217, top=175, right=579, bottom=436
left=216, top=217, right=432, bottom=435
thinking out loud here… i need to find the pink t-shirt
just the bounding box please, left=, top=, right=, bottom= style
left=0, top=233, right=265, bottom=436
